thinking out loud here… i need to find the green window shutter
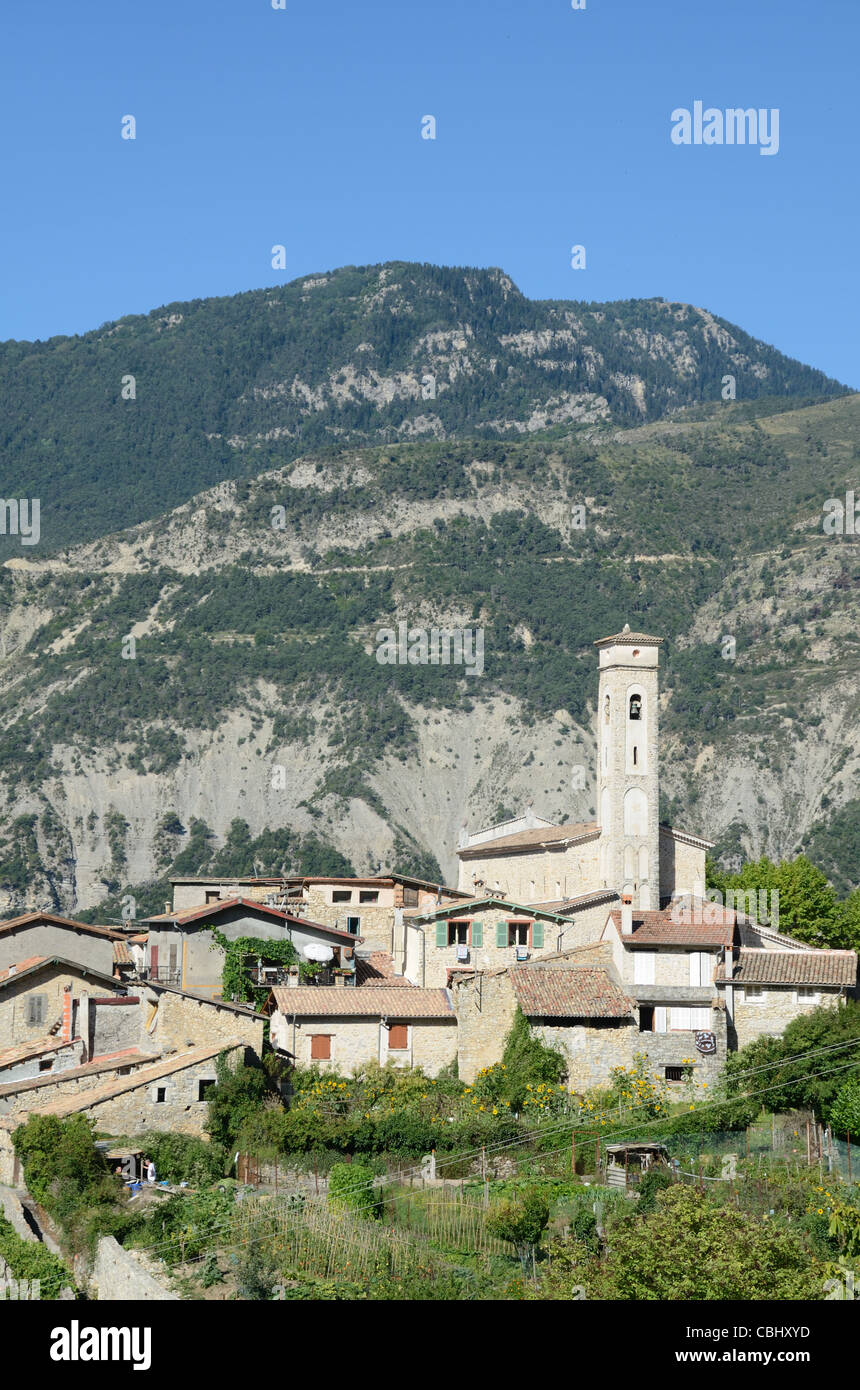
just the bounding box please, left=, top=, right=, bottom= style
left=532, top=921, right=544, bottom=949
left=496, top=921, right=507, bottom=949
left=471, top=920, right=483, bottom=949
left=435, top=921, right=447, bottom=949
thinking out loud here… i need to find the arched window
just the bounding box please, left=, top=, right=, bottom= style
left=604, top=695, right=611, bottom=724
left=629, top=694, right=642, bottom=721
left=626, top=686, right=647, bottom=773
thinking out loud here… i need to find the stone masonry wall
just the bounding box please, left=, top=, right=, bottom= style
left=141, top=988, right=265, bottom=1055
left=278, top=1015, right=456, bottom=1076
left=732, top=987, right=843, bottom=1048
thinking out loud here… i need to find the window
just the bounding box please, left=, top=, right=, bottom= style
left=508, top=923, right=529, bottom=947
left=402, top=888, right=419, bottom=907
left=689, top=951, right=712, bottom=987
left=155, top=1088, right=166, bottom=1103
left=388, top=1024, right=409, bottom=1051
left=604, top=695, right=610, bottom=724
left=797, top=987, right=818, bottom=1003
left=665, top=1066, right=684, bottom=1082
left=310, top=1035, right=331, bottom=1060
left=632, top=745, right=638, bottom=766
left=639, top=1005, right=654, bottom=1033
left=633, top=951, right=656, bottom=985
left=38, top=1059, right=53, bottom=1072
left=346, top=916, right=361, bottom=934
left=744, top=987, right=765, bottom=1002
left=26, top=995, right=46, bottom=1027
left=448, top=922, right=469, bottom=946
left=669, top=1006, right=711, bottom=1030
left=197, top=1079, right=216, bottom=1101
left=629, top=694, right=642, bottom=721
left=332, top=890, right=352, bottom=903
left=205, top=890, right=220, bottom=904
left=169, top=944, right=178, bottom=976
left=359, top=891, right=379, bottom=904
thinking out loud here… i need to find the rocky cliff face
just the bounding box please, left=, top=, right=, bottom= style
left=0, top=274, right=856, bottom=917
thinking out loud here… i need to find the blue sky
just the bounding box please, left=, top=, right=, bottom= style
left=2, top=0, right=858, bottom=386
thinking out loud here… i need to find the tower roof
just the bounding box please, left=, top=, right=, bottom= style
left=594, top=623, right=664, bottom=648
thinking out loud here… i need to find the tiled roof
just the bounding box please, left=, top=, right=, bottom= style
left=113, top=939, right=133, bottom=965
left=20, top=1045, right=226, bottom=1119
left=717, top=949, right=857, bottom=987
left=0, top=1048, right=159, bottom=1099
left=405, top=896, right=579, bottom=924
left=459, top=822, right=599, bottom=857
left=527, top=890, right=619, bottom=914
left=355, top=952, right=413, bottom=987
left=0, top=913, right=125, bottom=940
left=608, top=904, right=735, bottom=948
left=0, top=956, right=47, bottom=984
left=0, top=956, right=125, bottom=992
left=512, top=966, right=633, bottom=1019
left=144, top=897, right=361, bottom=942
left=0, top=1037, right=78, bottom=1069
left=594, top=627, right=664, bottom=647
left=270, top=986, right=453, bottom=1018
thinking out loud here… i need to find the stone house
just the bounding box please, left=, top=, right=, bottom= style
left=268, top=984, right=456, bottom=1075
left=716, top=948, right=857, bottom=1048
left=10, top=1044, right=246, bottom=1138
left=168, top=874, right=470, bottom=953
left=0, top=913, right=126, bottom=976
left=142, top=897, right=362, bottom=998
left=398, top=892, right=617, bottom=989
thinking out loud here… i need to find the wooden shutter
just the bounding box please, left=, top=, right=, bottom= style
left=471, top=919, right=483, bottom=949
left=435, top=921, right=447, bottom=948
left=633, top=951, right=655, bottom=985
left=654, top=1006, right=667, bottom=1034
left=532, top=921, right=544, bottom=949
left=496, top=921, right=507, bottom=948
left=310, top=1035, right=331, bottom=1060
left=150, top=945, right=159, bottom=978
left=388, top=1024, right=408, bottom=1050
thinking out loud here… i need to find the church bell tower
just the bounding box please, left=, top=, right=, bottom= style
left=594, top=625, right=663, bottom=908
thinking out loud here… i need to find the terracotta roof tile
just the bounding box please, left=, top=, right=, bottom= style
left=355, top=952, right=412, bottom=987
left=718, top=949, right=857, bottom=987
left=0, top=956, right=47, bottom=983
left=593, top=628, right=664, bottom=647
left=459, top=822, right=599, bottom=857
left=271, top=986, right=453, bottom=1018
left=512, top=966, right=633, bottom=1019
left=144, top=897, right=361, bottom=942
left=609, top=904, right=735, bottom=948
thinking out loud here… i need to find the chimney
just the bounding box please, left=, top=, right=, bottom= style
left=6, top=964, right=15, bottom=977
left=335, top=973, right=345, bottom=989
left=621, top=895, right=633, bottom=936
left=164, top=901, right=171, bottom=915
left=61, top=985, right=73, bottom=1043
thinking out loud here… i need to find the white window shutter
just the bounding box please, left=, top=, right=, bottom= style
left=654, top=1006, right=667, bottom=1034
left=634, top=951, right=656, bottom=985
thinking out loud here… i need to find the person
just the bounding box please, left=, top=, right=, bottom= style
left=145, top=1157, right=156, bottom=1184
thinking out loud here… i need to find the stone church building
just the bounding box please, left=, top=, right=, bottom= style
left=457, top=626, right=710, bottom=908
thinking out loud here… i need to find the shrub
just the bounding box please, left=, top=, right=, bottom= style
left=828, top=1077, right=860, bottom=1138
left=328, top=1160, right=381, bottom=1219
left=485, top=1188, right=550, bottom=1267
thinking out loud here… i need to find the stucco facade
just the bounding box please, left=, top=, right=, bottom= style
left=0, top=917, right=121, bottom=976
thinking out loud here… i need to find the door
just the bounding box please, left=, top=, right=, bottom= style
left=150, top=944, right=159, bottom=980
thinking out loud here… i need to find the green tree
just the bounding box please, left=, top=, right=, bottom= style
left=485, top=1188, right=550, bottom=1269
left=591, top=1186, right=820, bottom=1300
left=499, top=1007, right=566, bottom=1110
left=828, top=1077, right=860, bottom=1138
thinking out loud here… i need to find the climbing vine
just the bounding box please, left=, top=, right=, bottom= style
left=209, top=926, right=298, bottom=1007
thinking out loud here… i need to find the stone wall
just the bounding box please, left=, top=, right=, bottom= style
left=275, top=1015, right=456, bottom=1076
left=616, top=944, right=722, bottom=991
left=457, top=840, right=601, bottom=902
left=141, top=987, right=265, bottom=1055
left=731, top=986, right=843, bottom=1048
left=0, top=963, right=125, bottom=1050
left=79, top=1052, right=235, bottom=1137
left=84, top=1236, right=178, bottom=1301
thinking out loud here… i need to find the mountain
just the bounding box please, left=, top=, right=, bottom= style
left=0, top=323, right=858, bottom=920
left=0, top=262, right=847, bottom=556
